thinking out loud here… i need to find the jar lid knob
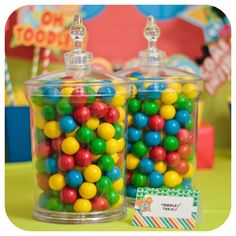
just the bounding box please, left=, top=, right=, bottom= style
left=144, top=15, right=160, bottom=47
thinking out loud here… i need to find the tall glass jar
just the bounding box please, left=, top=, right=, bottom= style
left=118, top=16, right=203, bottom=206
left=25, top=16, right=131, bottom=223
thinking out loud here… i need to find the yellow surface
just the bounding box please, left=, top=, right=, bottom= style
left=5, top=149, right=230, bottom=231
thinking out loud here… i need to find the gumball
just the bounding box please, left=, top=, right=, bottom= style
left=75, top=149, right=93, bottom=167
left=142, top=101, right=159, bottom=116
left=128, top=114, right=133, bottom=126
left=159, top=105, right=176, bottom=120
left=128, top=127, right=142, bottom=142
left=34, top=112, right=46, bottom=129
left=76, top=126, right=94, bottom=144
left=164, top=119, right=180, bottom=135
left=83, top=164, right=102, bottom=182
left=106, top=138, right=120, bottom=154
left=131, top=172, right=147, bottom=187
left=186, top=100, right=194, bottom=113
left=147, top=83, right=161, bottom=100
left=98, top=154, right=114, bottom=171
left=128, top=98, right=141, bottom=114
left=66, top=170, right=83, bottom=188
left=90, top=138, right=106, bottom=155
left=96, top=176, right=112, bottom=194
left=91, top=197, right=109, bottom=211
left=65, top=126, right=79, bottom=137
left=85, top=117, right=99, bottom=130
left=182, top=83, right=199, bottom=99
left=104, top=189, right=119, bottom=205
left=42, top=105, right=56, bottom=121
left=139, top=158, right=154, bottom=174
left=52, top=137, right=63, bottom=152
left=132, top=141, right=148, bottom=157
left=127, top=143, right=132, bottom=153
left=112, top=178, right=124, bottom=192
left=84, top=86, right=96, bottom=104
left=176, top=128, right=189, bottom=144
left=31, top=90, right=44, bottom=106
left=130, top=71, right=143, bottom=78
left=113, top=123, right=124, bottom=139
left=117, top=106, right=125, bottom=122
left=174, top=93, right=188, bottom=110
left=73, top=106, right=91, bottom=124
left=183, top=163, right=194, bottom=178
left=47, top=197, right=64, bottom=211
left=104, top=107, right=120, bottom=124
left=35, top=158, right=46, bottom=173
left=98, top=86, right=116, bottom=102
left=178, top=144, right=191, bottom=159
left=61, top=87, right=74, bottom=96
left=44, top=121, right=61, bottom=139
left=168, top=82, right=182, bottom=93
left=35, top=129, right=46, bottom=143
left=38, top=192, right=51, bottom=208
left=56, top=98, right=73, bottom=116
left=126, top=153, right=140, bottom=170
left=185, top=117, right=194, bottom=131
left=154, top=161, right=167, bottom=174
left=166, top=152, right=181, bottom=167
left=148, top=115, right=165, bottom=131
left=107, top=166, right=122, bottom=181
left=61, top=137, right=80, bottom=155
left=97, top=123, right=115, bottom=140
left=90, top=101, right=108, bottom=118
left=49, top=173, right=66, bottom=191
left=111, top=153, right=119, bottom=164
left=74, top=199, right=92, bottom=212
left=126, top=185, right=137, bottom=198
left=37, top=173, right=50, bottom=191
left=58, top=154, right=75, bottom=171
left=70, top=88, right=88, bottom=106
left=175, top=110, right=190, bottom=125
left=36, top=141, right=53, bottom=158
left=59, top=116, right=77, bottom=133
left=126, top=172, right=132, bottom=186
left=43, top=87, right=60, bottom=104
left=60, top=187, right=78, bottom=204
left=79, top=182, right=97, bottom=199
left=45, top=157, right=58, bottom=174
left=148, top=171, right=164, bottom=187
left=162, top=136, right=179, bottom=152
left=164, top=171, right=180, bottom=188
left=136, top=86, right=146, bottom=101
left=174, top=160, right=189, bottom=175
left=144, top=131, right=161, bottom=147
left=161, top=89, right=178, bottom=105
left=150, top=146, right=166, bottom=162
left=133, top=113, right=148, bottom=128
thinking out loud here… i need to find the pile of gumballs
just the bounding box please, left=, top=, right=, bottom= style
left=30, top=77, right=129, bottom=213
left=126, top=72, right=200, bottom=199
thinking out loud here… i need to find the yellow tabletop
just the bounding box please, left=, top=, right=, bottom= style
left=5, top=149, right=231, bottom=231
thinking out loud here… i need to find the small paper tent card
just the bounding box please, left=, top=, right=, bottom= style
left=132, top=187, right=199, bottom=230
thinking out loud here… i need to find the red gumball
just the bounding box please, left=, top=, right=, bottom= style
left=126, top=172, right=132, bottom=186
left=60, top=187, right=78, bottom=204
left=148, top=115, right=165, bottom=131
left=166, top=152, right=181, bottom=167
left=90, top=101, right=108, bottom=118
left=116, top=153, right=123, bottom=167
left=52, top=137, right=63, bottom=152
left=70, top=88, right=88, bottom=107
left=176, top=128, right=189, bottom=144
left=73, top=106, right=91, bottom=124
left=74, top=149, right=92, bottom=167
left=188, top=132, right=195, bottom=145
left=104, top=107, right=120, bottom=123
left=91, top=197, right=109, bottom=211
left=178, top=144, right=191, bottom=159
left=58, top=154, right=75, bottom=171
left=174, top=160, right=189, bottom=175
left=36, top=141, right=53, bottom=158
left=149, top=146, right=166, bottom=162
left=37, top=173, right=50, bottom=191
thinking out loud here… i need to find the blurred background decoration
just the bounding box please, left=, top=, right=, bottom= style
left=5, top=5, right=231, bottom=163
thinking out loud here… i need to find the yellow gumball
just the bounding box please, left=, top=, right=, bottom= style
left=154, top=161, right=167, bottom=174
left=161, top=89, right=178, bottom=105
left=85, top=117, right=99, bottom=130
left=49, top=173, right=65, bottom=191
left=34, top=112, right=46, bottom=129
left=65, top=126, right=79, bottom=137
left=117, top=138, right=125, bottom=152
left=111, top=153, right=119, bottom=164
left=83, top=164, right=102, bottom=183
left=61, top=137, right=80, bottom=155
left=117, top=106, right=126, bottom=122
left=183, top=163, right=194, bottom=178
left=79, top=182, right=97, bottom=199
left=126, top=154, right=140, bottom=170
left=92, top=154, right=101, bottom=162
left=74, top=199, right=92, bottom=213
left=44, top=121, right=61, bottom=139
left=155, top=99, right=162, bottom=107
left=75, top=166, right=86, bottom=172
left=109, top=95, right=127, bottom=107
left=106, top=138, right=119, bottom=154
left=128, top=114, right=133, bottom=127
left=97, top=123, right=115, bottom=140
left=164, top=171, right=180, bottom=188
left=61, top=87, right=74, bottom=96
left=112, top=178, right=124, bottom=192
left=118, top=121, right=125, bottom=128
left=182, top=83, right=199, bottom=99
left=112, top=194, right=123, bottom=208
left=131, top=85, right=137, bottom=98
left=31, top=103, right=42, bottom=112
left=168, top=82, right=182, bottom=93
left=159, top=105, right=176, bottom=120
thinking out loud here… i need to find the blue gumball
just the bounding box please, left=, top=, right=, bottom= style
left=144, top=131, right=161, bottom=147
left=175, top=110, right=190, bottom=125
left=182, top=178, right=192, bottom=189
left=107, top=166, right=122, bottom=181
left=136, top=86, right=146, bottom=100
left=148, top=171, right=164, bottom=187
left=43, top=87, right=60, bottom=104
left=146, top=83, right=161, bottom=100
left=59, top=116, right=77, bottom=133
left=164, top=119, right=180, bottom=135
left=130, top=71, right=143, bottom=79
left=128, top=127, right=142, bottom=142
left=127, top=143, right=132, bottom=152
left=126, top=185, right=137, bottom=198
left=45, top=157, right=58, bottom=174
left=133, top=113, right=148, bottom=128
left=66, top=170, right=83, bottom=188
left=38, top=192, right=51, bottom=208
left=139, top=158, right=154, bottom=174
left=97, top=86, right=116, bottom=102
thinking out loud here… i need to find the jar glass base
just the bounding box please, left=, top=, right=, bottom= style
left=126, top=197, right=135, bottom=207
